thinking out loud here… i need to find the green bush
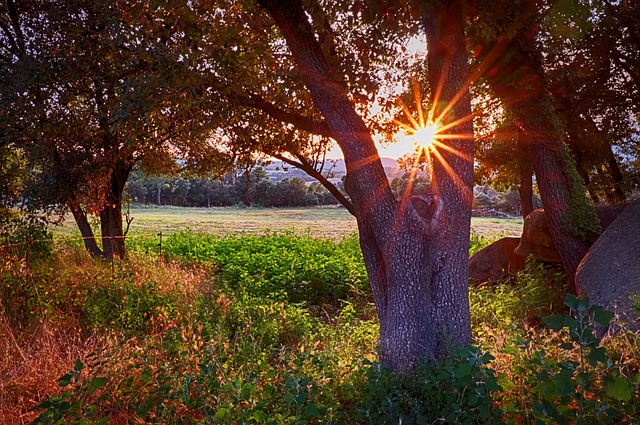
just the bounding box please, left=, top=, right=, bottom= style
left=470, top=259, right=566, bottom=336
left=134, top=231, right=369, bottom=305
left=500, top=295, right=640, bottom=423
left=355, top=348, right=503, bottom=424
left=83, top=279, right=177, bottom=335
left=0, top=210, right=53, bottom=266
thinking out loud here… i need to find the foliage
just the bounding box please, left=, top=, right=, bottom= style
left=32, top=359, right=110, bottom=425
left=356, top=348, right=503, bottom=424
left=470, top=259, right=567, bottom=335
left=126, top=168, right=340, bottom=208
left=2, top=232, right=636, bottom=423
left=501, top=295, right=640, bottom=423
left=132, top=231, right=369, bottom=305
left=0, top=210, right=53, bottom=267
left=83, top=279, right=177, bottom=336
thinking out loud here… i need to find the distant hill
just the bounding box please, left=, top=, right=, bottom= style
left=263, top=157, right=402, bottom=183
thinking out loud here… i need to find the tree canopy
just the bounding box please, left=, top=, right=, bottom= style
left=1, top=0, right=639, bottom=371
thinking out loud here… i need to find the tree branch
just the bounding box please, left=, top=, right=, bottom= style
left=6, top=0, right=24, bottom=53
left=272, top=152, right=355, bottom=215
left=244, top=92, right=334, bottom=138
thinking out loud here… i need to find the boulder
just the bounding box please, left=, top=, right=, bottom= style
left=576, top=199, right=640, bottom=330
left=514, top=209, right=561, bottom=263
left=469, top=237, right=527, bottom=285
left=515, top=204, right=629, bottom=264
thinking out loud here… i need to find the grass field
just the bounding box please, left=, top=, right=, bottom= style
left=8, top=206, right=640, bottom=423
left=54, top=205, right=524, bottom=239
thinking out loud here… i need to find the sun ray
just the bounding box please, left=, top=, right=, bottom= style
left=413, top=82, right=425, bottom=128
left=431, top=140, right=473, bottom=162
left=433, top=134, right=475, bottom=140
left=396, top=98, right=421, bottom=130
left=393, top=119, right=418, bottom=133
left=435, top=112, right=477, bottom=135
left=429, top=147, right=469, bottom=193
left=427, top=53, right=452, bottom=124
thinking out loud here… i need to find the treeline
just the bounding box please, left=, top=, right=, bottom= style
left=125, top=168, right=340, bottom=208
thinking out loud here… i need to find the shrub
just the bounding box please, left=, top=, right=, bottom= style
left=0, top=210, right=53, bottom=267
left=83, top=279, right=177, bottom=336
left=138, top=231, right=369, bottom=305
left=355, top=348, right=503, bottom=424
left=500, top=295, right=640, bottom=423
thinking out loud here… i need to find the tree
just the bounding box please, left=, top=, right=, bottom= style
left=0, top=1, right=230, bottom=258
left=238, top=0, right=474, bottom=371
left=468, top=0, right=603, bottom=290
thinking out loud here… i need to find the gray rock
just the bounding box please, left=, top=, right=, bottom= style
left=576, top=199, right=640, bottom=330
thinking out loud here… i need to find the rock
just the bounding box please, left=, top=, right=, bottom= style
left=576, top=199, right=640, bottom=331
left=515, top=204, right=629, bottom=264
left=469, top=237, right=527, bottom=285
left=514, top=209, right=561, bottom=263
left=471, top=208, right=512, bottom=218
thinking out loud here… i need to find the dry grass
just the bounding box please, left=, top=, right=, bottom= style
left=0, top=315, right=99, bottom=424
left=0, top=248, right=213, bottom=423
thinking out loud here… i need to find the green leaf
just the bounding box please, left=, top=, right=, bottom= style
left=543, top=314, right=565, bottom=331
left=565, top=293, right=581, bottom=309
left=214, top=407, right=230, bottom=420
left=553, top=374, right=575, bottom=397
left=455, top=362, right=472, bottom=379
left=306, top=403, right=321, bottom=418
left=606, top=377, right=632, bottom=401
left=58, top=372, right=73, bottom=387
left=74, top=359, right=84, bottom=372
left=586, top=347, right=607, bottom=365
left=251, top=410, right=267, bottom=421
left=593, top=308, right=614, bottom=326
left=90, top=377, right=109, bottom=389
left=536, top=380, right=557, bottom=399
left=498, top=373, right=516, bottom=391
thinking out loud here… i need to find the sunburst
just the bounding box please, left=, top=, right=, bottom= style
left=390, top=77, right=477, bottom=205
left=407, top=121, right=441, bottom=151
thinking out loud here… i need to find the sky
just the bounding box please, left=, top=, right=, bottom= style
left=325, top=133, right=416, bottom=160
left=324, top=36, right=427, bottom=160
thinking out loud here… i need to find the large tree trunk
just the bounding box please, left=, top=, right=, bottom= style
left=258, top=0, right=472, bottom=372
left=481, top=30, right=598, bottom=291
left=570, top=144, right=601, bottom=203
left=606, top=151, right=626, bottom=202
left=517, top=135, right=534, bottom=218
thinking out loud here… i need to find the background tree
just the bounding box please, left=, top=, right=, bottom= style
left=468, top=0, right=605, bottom=290
left=0, top=1, right=230, bottom=258
left=471, top=0, right=640, bottom=225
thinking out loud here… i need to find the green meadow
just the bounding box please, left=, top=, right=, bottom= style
left=3, top=206, right=639, bottom=424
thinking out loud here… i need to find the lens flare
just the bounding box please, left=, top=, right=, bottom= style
left=410, top=123, right=440, bottom=151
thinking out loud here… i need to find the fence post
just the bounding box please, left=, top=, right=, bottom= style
left=158, top=232, right=163, bottom=258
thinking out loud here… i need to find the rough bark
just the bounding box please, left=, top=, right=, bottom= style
left=258, top=0, right=473, bottom=372
left=482, top=30, right=597, bottom=291
left=570, top=145, right=600, bottom=203
left=99, top=161, right=132, bottom=259
left=517, top=135, right=534, bottom=218
left=68, top=201, right=104, bottom=258
left=606, top=152, right=626, bottom=202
